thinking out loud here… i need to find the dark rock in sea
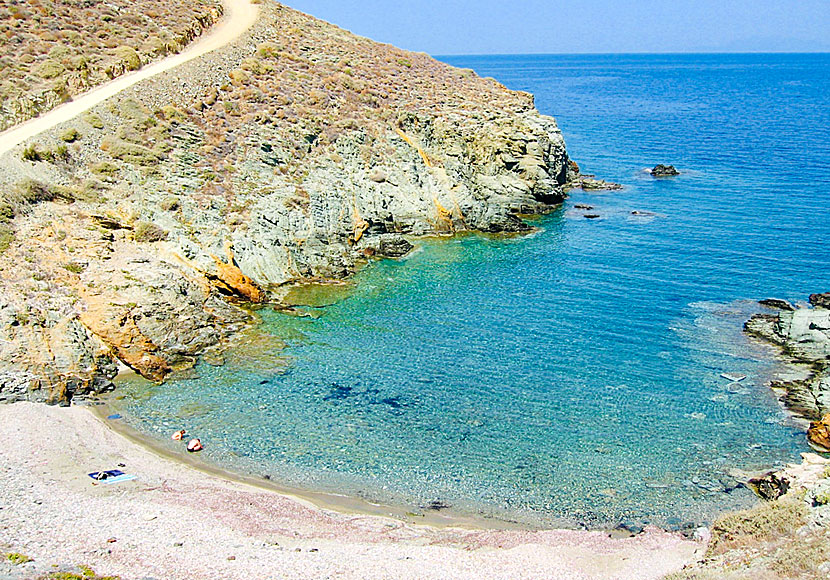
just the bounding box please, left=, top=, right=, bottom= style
left=570, top=176, right=623, bottom=191
left=584, top=214, right=601, bottom=219
left=630, top=210, right=656, bottom=216
left=574, top=204, right=594, bottom=210
left=810, top=293, right=830, bottom=309
left=759, top=298, right=796, bottom=311
left=377, top=234, right=414, bottom=258
left=651, top=164, right=680, bottom=177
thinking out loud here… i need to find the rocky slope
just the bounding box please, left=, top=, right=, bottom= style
left=0, top=1, right=573, bottom=403
left=0, top=0, right=223, bottom=131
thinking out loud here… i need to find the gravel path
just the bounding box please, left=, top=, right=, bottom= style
left=0, top=0, right=258, bottom=157
left=0, top=402, right=699, bottom=579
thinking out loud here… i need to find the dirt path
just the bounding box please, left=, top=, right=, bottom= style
left=0, top=0, right=258, bottom=158
left=0, top=402, right=699, bottom=580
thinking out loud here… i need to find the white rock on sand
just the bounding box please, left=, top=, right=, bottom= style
left=0, top=402, right=699, bottom=579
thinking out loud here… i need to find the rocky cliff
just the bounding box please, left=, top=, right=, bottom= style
left=0, top=1, right=572, bottom=404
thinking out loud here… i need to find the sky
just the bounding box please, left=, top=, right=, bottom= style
left=285, top=0, right=830, bottom=55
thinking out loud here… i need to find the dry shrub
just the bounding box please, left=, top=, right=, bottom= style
left=708, top=497, right=808, bottom=555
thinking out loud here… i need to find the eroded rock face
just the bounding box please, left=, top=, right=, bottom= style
left=808, top=414, right=830, bottom=453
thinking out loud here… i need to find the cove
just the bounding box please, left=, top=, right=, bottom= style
left=112, top=54, right=830, bottom=529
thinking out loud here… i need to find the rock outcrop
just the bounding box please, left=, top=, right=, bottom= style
left=0, top=1, right=572, bottom=403
left=808, top=414, right=830, bottom=453
left=745, top=295, right=830, bottom=421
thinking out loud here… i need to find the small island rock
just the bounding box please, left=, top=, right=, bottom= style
left=651, top=164, right=680, bottom=177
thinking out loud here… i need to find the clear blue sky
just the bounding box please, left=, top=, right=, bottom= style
left=285, top=0, right=830, bottom=55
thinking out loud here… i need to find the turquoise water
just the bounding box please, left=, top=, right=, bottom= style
left=114, top=54, right=830, bottom=529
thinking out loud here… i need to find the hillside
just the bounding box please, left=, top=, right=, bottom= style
left=0, top=0, right=573, bottom=403
left=0, top=0, right=223, bottom=131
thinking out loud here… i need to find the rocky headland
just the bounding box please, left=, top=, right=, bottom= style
left=0, top=1, right=575, bottom=404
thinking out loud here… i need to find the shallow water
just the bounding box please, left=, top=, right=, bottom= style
left=113, top=54, right=830, bottom=529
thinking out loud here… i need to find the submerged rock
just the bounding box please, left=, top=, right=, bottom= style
left=650, top=164, right=680, bottom=177
left=759, top=298, right=796, bottom=311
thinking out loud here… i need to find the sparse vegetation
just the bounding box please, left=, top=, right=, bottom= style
left=62, top=262, right=85, bottom=274
left=708, top=496, right=807, bottom=554
left=0, top=0, right=223, bottom=131
left=38, top=565, right=120, bottom=580
left=20, top=143, right=70, bottom=163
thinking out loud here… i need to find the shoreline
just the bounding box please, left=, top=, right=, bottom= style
left=89, top=399, right=539, bottom=532
left=0, top=401, right=700, bottom=580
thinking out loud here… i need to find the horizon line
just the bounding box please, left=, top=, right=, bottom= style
left=434, top=50, right=830, bottom=58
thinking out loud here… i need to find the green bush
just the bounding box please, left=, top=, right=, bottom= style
left=4, top=552, right=32, bottom=565
left=89, top=161, right=120, bottom=177
left=36, top=59, right=65, bottom=79
left=83, top=113, right=105, bottom=129
left=113, top=46, right=141, bottom=71
left=100, top=137, right=162, bottom=166
left=0, top=224, right=15, bottom=254
left=60, top=128, right=81, bottom=142
left=62, top=262, right=85, bottom=274
left=133, top=221, right=168, bottom=242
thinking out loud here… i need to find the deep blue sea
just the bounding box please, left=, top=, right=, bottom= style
left=114, top=54, right=830, bottom=529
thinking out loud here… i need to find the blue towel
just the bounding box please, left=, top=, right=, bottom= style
left=87, top=470, right=136, bottom=484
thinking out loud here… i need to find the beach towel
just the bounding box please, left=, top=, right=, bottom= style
left=87, top=470, right=137, bottom=484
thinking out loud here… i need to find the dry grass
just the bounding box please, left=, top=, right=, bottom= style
left=0, top=0, right=222, bottom=130
left=665, top=496, right=830, bottom=580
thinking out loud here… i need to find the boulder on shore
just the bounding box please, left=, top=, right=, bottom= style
left=650, top=164, right=680, bottom=177
left=810, top=293, right=830, bottom=309
left=807, top=414, right=830, bottom=453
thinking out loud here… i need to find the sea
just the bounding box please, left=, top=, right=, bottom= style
left=111, top=54, right=830, bottom=530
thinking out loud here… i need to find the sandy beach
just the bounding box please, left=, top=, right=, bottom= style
left=0, top=402, right=699, bottom=579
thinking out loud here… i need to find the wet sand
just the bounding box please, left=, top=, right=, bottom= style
left=0, top=402, right=700, bottom=579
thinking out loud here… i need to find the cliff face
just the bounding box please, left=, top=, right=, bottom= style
left=0, top=2, right=571, bottom=404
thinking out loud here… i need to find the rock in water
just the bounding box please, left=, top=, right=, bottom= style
left=758, top=298, right=796, bottom=311
left=651, top=164, right=680, bottom=177
left=808, top=414, right=830, bottom=453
